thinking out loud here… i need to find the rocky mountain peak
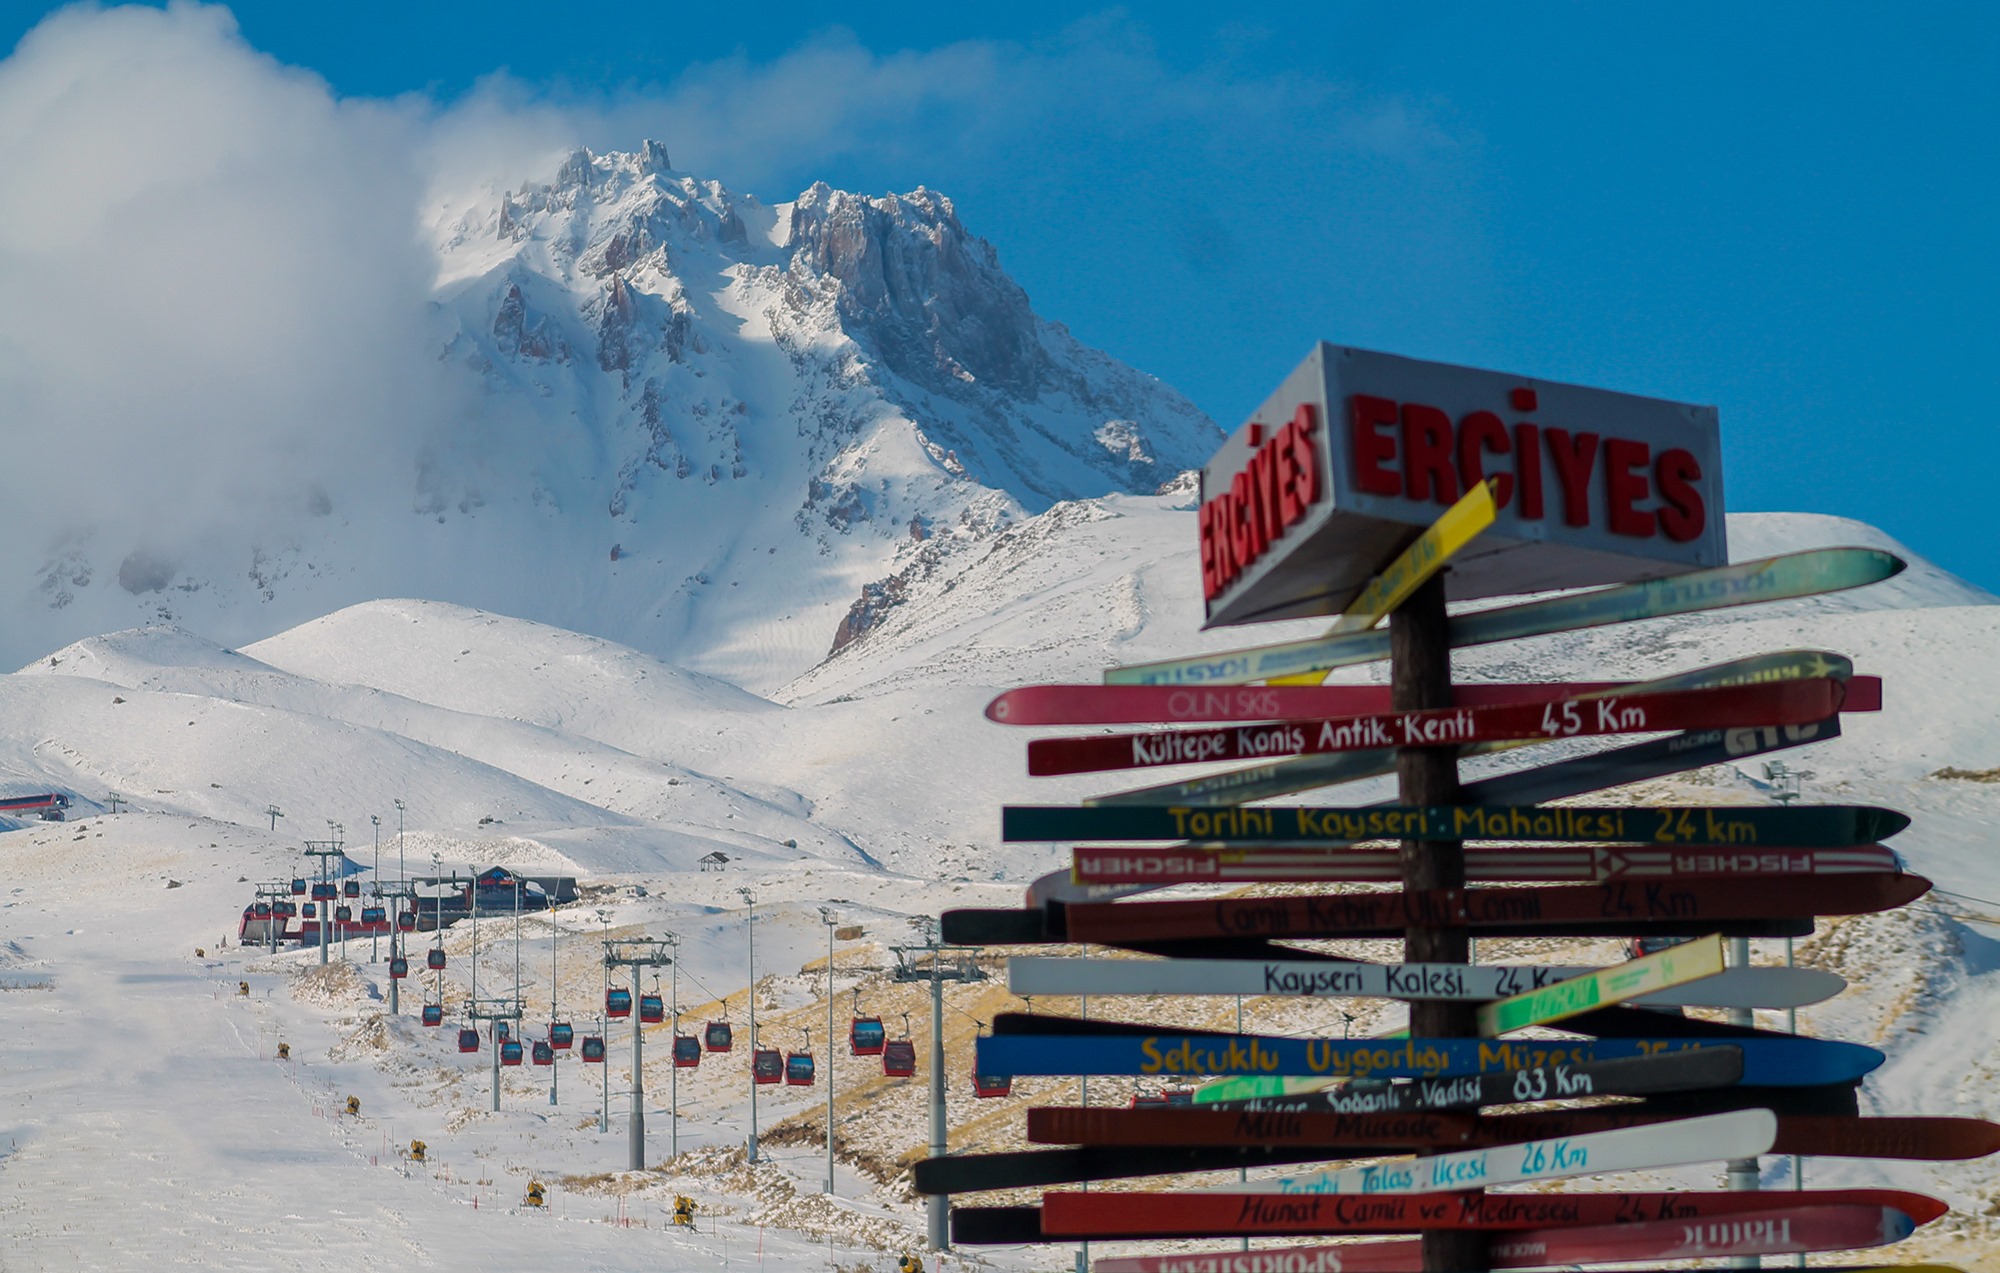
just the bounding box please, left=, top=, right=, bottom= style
left=21, top=143, right=1221, bottom=693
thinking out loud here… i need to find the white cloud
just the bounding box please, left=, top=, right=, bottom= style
left=0, top=2, right=455, bottom=590
left=0, top=3, right=1452, bottom=665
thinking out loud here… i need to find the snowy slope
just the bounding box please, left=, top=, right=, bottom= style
left=5, top=505, right=2000, bottom=1270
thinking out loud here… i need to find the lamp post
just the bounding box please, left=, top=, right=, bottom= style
left=821, top=906, right=838, bottom=1195
left=548, top=909, right=559, bottom=1108
left=739, top=887, right=758, bottom=1163
left=597, top=909, right=610, bottom=1135
left=664, top=931, right=682, bottom=1159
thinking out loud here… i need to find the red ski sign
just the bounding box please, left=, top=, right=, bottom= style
left=1028, top=679, right=1844, bottom=776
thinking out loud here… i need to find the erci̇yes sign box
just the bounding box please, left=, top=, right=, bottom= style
left=1199, top=343, right=1727, bottom=627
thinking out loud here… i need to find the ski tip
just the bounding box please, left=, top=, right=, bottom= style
left=942, top=907, right=1051, bottom=945
left=1882, top=1190, right=1952, bottom=1224
left=1868, top=807, right=1916, bottom=840
left=950, top=1205, right=1041, bottom=1245
left=985, top=692, right=1015, bottom=723
left=1895, top=873, right=1936, bottom=906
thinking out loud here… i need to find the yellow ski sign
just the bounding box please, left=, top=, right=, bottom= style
left=1269, top=476, right=1497, bottom=686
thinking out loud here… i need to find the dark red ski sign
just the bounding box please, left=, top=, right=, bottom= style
left=989, top=676, right=1883, bottom=726
left=1088, top=1204, right=1918, bottom=1272
left=1030, top=1187, right=1947, bottom=1240
left=1060, top=872, right=1929, bottom=945
left=1028, top=679, right=1845, bottom=776
left=1023, top=1106, right=2000, bottom=1161
left=1070, top=843, right=1905, bottom=886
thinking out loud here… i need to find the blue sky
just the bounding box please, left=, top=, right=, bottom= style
left=4, top=2, right=1995, bottom=588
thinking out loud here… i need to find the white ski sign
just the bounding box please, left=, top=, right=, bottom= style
left=1202, top=1108, right=1776, bottom=1196
left=1007, top=956, right=1844, bottom=1010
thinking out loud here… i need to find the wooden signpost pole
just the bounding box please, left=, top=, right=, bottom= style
left=1391, top=573, right=1482, bottom=1273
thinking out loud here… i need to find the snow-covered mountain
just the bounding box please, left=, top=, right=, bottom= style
left=22, top=142, right=1219, bottom=692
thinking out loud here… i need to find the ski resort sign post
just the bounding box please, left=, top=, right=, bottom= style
left=1198, top=343, right=1725, bottom=628
left=918, top=342, right=1984, bottom=1273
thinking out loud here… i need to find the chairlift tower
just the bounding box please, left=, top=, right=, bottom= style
left=302, top=840, right=343, bottom=967
left=254, top=882, right=286, bottom=953
left=376, top=880, right=420, bottom=1014
left=368, top=815, right=382, bottom=962
left=468, top=995, right=523, bottom=1112
left=891, top=921, right=987, bottom=1252
left=602, top=937, right=677, bottom=1170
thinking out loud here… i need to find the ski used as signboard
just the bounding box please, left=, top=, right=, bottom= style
left=1476, top=933, right=1722, bottom=1034
left=1087, top=718, right=1845, bottom=813
left=1087, top=1205, right=1920, bottom=1273
left=1069, top=842, right=1904, bottom=887
left=1007, top=953, right=1847, bottom=1010
left=990, top=679, right=1624, bottom=726
left=1234, top=1051, right=1741, bottom=1110
left=1104, top=547, right=1904, bottom=686
left=1047, top=874, right=1928, bottom=946
left=1474, top=1111, right=2000, bottom=1161
left=1028, top=679, right=1847, bottom=776
left=1204, top=1048, right=1745, bottom=1116
left=1002, top=801, right=1911, bottom=847
left=1027, top=1105, right=1479, bottom=1149
left=1192, top=1060, right=1854, bottom=1112
left=990, top=672, right=1882, bottom=727
left=1033, top=711, right=1851, bottom=906
left=916, top=1145, right=1351, bottom=1196
left=1090, top=647, right=1862, bottom=807
left=1021, top=1103, right=2000, bottom=1162
left=946, top=900, right=1810, bottom=948
left=1335, top=476, right=1499, bottom=626
left=973, top=1030, right=1883, bottom=1087
left=1194, top=1108, right=1775, bottom=1195
left=951, top=1187, right=1949, bottom=1242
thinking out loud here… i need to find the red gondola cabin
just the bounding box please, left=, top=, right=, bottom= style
left=849, top=1016, right=886, bottom=1055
